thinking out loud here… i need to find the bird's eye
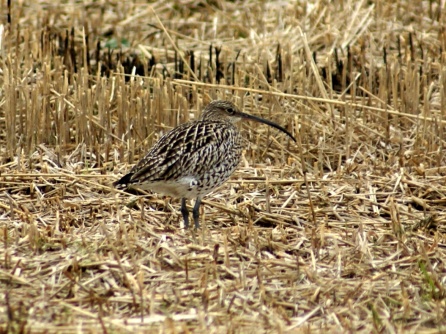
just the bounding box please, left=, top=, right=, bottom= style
left=227, top=107, right=235, bottom=115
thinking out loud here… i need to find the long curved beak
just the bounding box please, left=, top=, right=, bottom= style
left=238, top=112, right=296, bottom=142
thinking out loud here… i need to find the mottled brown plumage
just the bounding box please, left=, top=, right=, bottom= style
left=114, top=100, right=296, bottom=229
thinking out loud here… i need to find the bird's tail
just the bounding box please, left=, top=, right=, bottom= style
left=113, top=173, right=133, bottom=189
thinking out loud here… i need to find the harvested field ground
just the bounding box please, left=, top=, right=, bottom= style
left=1, top=0, right=446, bottom=333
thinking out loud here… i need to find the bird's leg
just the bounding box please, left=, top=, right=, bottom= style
left=193, top=197, right=202, bottom=229
left=180, top=198, right=190, bottom=229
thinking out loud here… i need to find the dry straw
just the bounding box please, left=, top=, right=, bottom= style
left=0, top=0, right=445, bottom=332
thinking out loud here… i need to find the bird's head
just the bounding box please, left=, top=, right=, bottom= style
left=200, top=100, right=243, bottom=123
left=200, top=100, right=297, bottom=142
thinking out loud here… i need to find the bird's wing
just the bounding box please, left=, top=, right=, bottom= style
left=127, top=121, right=237, bottom=184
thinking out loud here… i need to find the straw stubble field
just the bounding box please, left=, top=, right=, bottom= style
left=1, top=0, right=446, bottom=332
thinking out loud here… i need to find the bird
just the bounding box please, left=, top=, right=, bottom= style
left=114, top=100, right=296, bottom=229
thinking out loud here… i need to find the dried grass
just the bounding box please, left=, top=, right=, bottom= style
left=1, top=0, right=446, bottom=332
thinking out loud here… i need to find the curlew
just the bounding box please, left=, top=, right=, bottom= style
left=114, top=100, right=296, bottom=229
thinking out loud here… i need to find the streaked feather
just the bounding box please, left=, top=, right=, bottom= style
left=114, top=100, right=295, bottom=228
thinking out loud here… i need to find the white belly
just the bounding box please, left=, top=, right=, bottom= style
left=134, top=168, right=236, bottom=199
